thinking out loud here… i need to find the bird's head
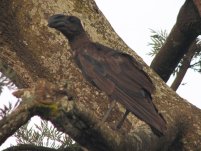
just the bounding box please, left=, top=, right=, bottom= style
left=48, top=14, right=85, bottom=41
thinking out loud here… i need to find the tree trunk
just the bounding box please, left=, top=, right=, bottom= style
left=150, top=0, right=201, bottom=82
left=1, top=0, right=201, bottom=151
left=170, top=40, right=198, bottom=91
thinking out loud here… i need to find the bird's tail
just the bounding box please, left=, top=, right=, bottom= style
left=148, top=106, right=167, bottom=137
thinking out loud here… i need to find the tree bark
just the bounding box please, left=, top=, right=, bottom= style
left=170, top=40, right=198, bottom=91
left=0, top=0, right=201, bottom=151
left=3, top=144, right=83, bottom=151
left=150, top=0, right=201, bottom=82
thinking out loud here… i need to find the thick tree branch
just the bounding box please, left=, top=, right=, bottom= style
left=3, top=144, right=60, bottom=151
left=0, top=80, right=73, bottom=146
left=151, top=0, right=201, bottom=82
left=0, top=50, right=31, bottom=88
left=0, top=0, right=57, bottom=87
left=0, top=101, right=32, bottom=145
left=3, top=144, right=83, bottom=151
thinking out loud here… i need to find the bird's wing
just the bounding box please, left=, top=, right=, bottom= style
left=77, top=43, right=166, bottom=135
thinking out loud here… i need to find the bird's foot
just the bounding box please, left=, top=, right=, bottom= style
left=96, top=100, right=116, bottom=127
left=114, top=110, right=130, bottom=130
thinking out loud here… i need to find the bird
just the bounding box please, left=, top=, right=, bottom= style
left=48, top=14, right=167, bottom=136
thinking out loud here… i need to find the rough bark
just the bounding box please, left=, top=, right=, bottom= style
left=0, top=0, right=201, bottom=151
left=3, top=143, right=83, bottom=151
left=170, top=40, right=198, bottom=91
left=150, top=0, right=201, bottom=82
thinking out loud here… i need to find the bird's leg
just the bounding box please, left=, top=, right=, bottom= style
left=115, top=109, right=130, bottom=129
left=97, top=100, right=116, bottom=127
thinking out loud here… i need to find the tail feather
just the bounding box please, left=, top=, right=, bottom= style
left=112, top=87, right=167, bottom=136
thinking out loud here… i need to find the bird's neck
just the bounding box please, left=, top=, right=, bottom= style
left=68, top=33, right=90, bottom=50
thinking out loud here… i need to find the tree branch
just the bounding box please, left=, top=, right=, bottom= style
left=0, top=80, right=73, bottom=146
left=151, top=0, right=201, bottom=82
left=3, top=144, right=83, bottom=151
left=170, top=39, right=198, bottom=91
left=0, top=99, right=33, bottom=145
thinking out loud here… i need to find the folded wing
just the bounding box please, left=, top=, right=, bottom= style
left=76, top=43, right=166, bottom=136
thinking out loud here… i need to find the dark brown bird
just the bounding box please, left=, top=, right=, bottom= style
left=48, top=14, right=166, bottom=136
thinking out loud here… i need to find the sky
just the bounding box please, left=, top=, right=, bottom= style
left=0, top=0, right=201, bottom=149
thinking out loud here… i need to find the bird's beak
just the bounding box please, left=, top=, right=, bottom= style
left=48, top=14, right=66, bottom=28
